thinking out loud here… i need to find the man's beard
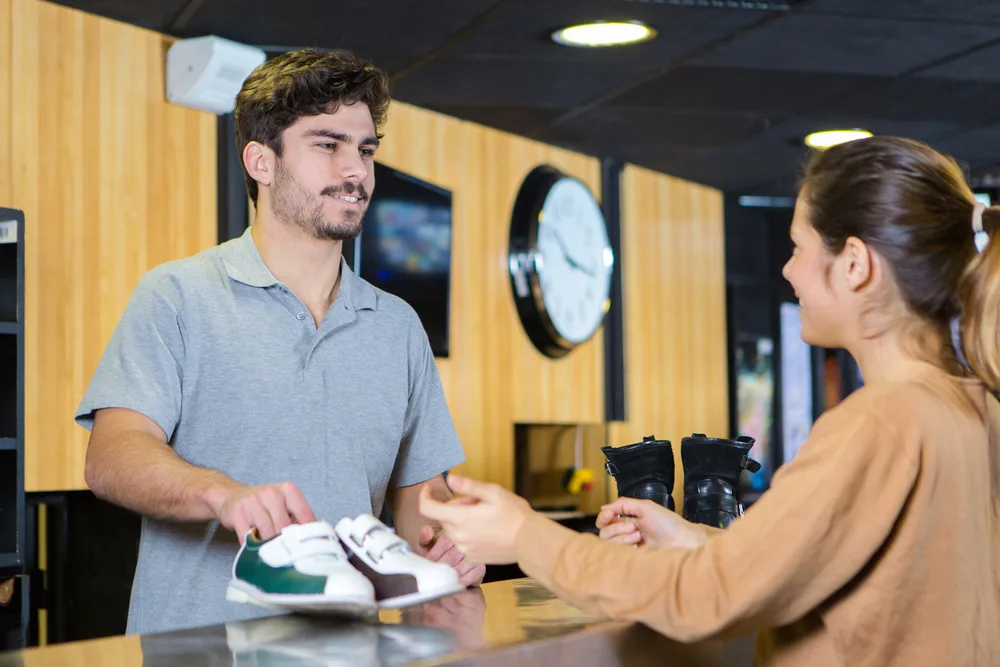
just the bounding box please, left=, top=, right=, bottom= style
left=271, top=160, right=369, bottom=241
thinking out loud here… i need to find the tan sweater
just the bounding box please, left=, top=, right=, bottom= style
left=515, top=366, right=1000, bottom=666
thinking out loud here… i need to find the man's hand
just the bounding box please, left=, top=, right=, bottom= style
left=401, top=587, right=487, bottom=651
left=206, top=481, right=316, bottom=544
left=416, top=523, right=486, bottom=587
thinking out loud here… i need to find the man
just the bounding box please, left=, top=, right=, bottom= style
left=76, top=48, right=484, bottom=635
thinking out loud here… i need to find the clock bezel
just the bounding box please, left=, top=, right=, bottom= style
left=508, top=165, right=612, bottom=359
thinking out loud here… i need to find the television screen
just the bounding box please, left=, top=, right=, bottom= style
left=343, top=163, right=453, bottom=357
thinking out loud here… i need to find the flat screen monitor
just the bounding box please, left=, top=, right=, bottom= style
left=343, top=162, right=453, bottom=357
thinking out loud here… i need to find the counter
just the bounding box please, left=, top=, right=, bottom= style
left=0, top=578, right=755, bottom=666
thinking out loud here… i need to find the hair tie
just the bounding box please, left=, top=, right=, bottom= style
left=972, top=201, right=986, bottom=233
left=972, top=201, right=989, bottom=253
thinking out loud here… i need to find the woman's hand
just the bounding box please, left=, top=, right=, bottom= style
left=419, top=474, right=535, bottom=564
left=596, top=497, right=708, bottom=550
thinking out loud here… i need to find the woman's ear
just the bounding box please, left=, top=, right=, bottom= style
left=842, top=236, right=874, bottom=291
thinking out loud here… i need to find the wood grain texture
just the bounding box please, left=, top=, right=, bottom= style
left=607, top=164, right=729, bottom=504
left=0, top=0, right=10, bottom=205
left=517, top=423, right=610, bottom=516
left=20, top=633, right=143, bottom=666
left=9, top=0, right=217, bottom=491
left=377, top=102, right=605, bottom=490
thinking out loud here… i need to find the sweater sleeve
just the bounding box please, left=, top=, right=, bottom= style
left=514, top=407, right=921, bottom=642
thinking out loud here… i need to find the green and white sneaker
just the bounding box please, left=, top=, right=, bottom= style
left=226, top=520, right=377, bottom=616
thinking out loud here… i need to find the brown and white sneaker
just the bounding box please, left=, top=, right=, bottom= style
left=335, top=513, right=464, bottom=609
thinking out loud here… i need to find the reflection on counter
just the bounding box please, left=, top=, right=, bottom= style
left=141, top=579, right=609, bottom=667
left=223, top=617, right=452, bottom=666
left=1, top=578, right=755, bottom=667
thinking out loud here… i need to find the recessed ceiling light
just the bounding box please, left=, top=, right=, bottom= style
left=804, top=129, right=873, bottom=150
left=552, top=21, right=656, bottom=48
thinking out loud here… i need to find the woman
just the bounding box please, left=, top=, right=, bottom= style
left=420, top=136, right=1000, bottom=666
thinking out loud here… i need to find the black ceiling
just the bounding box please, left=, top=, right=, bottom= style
left=50, top=0, right=1000, bottom=195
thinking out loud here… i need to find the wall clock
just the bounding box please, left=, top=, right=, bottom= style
left=508, top=165, right=614, bottom=359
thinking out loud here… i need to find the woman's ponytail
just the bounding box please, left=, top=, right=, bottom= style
left=958, top=206, right=1000, bottom=393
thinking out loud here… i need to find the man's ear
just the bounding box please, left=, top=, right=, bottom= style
left=243, top=141, right=274, bottom=189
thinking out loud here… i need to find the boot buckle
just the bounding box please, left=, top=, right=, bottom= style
left=605, top=461, right=618, bottom=476
left=740, top=454, right=762, bottom=474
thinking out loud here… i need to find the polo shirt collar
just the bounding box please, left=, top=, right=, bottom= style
left=222, top=227, right=278, bottom=288
left=222, top=226, right=377, bottom=312
left=343, top=259, right=377, bottom=312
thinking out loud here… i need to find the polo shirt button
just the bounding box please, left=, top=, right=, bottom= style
left=296, top=312, right=307, bottom=320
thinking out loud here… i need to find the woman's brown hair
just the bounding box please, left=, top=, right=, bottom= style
left=801, top=135, right=1000, bottom=392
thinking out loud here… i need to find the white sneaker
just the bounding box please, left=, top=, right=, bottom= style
left=335, top=514, right=464, bottom=609
left=225, top=615, right=381, bottom=665
left=226, top=520, right=377, bottom=617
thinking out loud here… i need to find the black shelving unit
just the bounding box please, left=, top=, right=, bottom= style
left=0, top=207, right=26, bottom=650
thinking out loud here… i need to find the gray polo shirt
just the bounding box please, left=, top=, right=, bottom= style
left=75, top=227, right=465, bottom=635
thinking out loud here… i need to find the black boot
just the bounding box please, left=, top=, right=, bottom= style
left=601, top=435, right=675, bottom=510
left=681, top=434, right=761, bottom=528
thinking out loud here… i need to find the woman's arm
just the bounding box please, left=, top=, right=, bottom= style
left=515, top=408, right=920, bottom=642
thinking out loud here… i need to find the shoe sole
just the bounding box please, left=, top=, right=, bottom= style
left=377, top=583, right=466, bottom=609
left=226, top=579, right=377, bottom=617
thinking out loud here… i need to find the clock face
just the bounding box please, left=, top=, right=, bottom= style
left=534, top=177, right=613, bottom=345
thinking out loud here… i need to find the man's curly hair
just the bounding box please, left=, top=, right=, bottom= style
left=234, top=48, right=391, bottom=204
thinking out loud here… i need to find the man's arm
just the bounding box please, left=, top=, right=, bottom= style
left=86, top=407, right=315, bottom=542
left=389, top=474, right=452, bottom=546
left=390, top=475, right=485, bottom=587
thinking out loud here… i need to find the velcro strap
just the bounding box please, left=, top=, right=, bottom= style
left=349, top=514, right=407, bottom=560
left=287, top=538, right=342, bottom=561
left=259, top=522, right=343, bottom=567
left=365, top=531, right=407, bottom=560
left=283, top=520, right=337, bottom=542
left=349, top=514, right=388, bottom=544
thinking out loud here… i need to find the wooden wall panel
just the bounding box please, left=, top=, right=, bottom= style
left=0, top=0, right=10, bottom=204
left=518, top=424, right=610, bottom=516
left=10, top=0, right=217, bottom=491
left=377, top=103, right=605, bottom=490
left=608, top=164, right=729, bottom=504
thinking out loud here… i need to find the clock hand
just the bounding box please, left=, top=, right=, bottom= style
left=550, top=227, right=596, bottom=277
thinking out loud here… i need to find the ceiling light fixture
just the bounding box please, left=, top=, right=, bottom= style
left=804, top=129, right=873, bottom=150
left=551, top=21, right=657, bottom=48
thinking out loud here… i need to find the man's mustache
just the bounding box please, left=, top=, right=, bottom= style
left=321, top=183, right=369, bottom=201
